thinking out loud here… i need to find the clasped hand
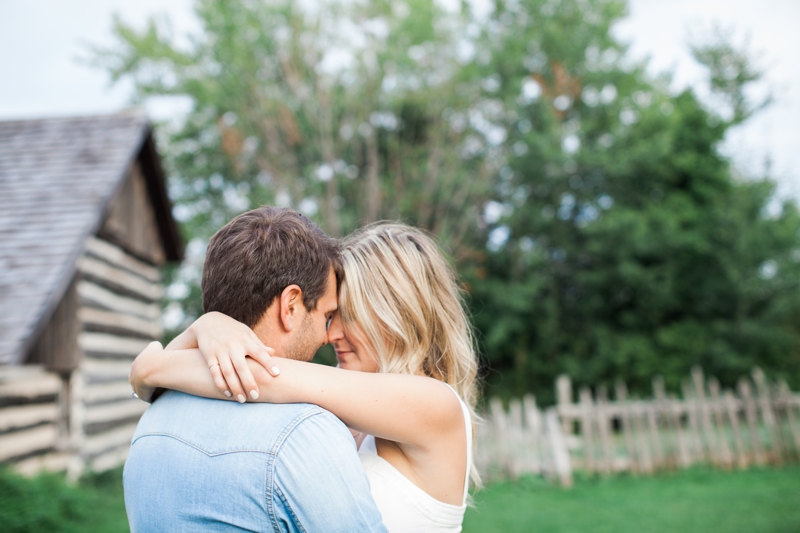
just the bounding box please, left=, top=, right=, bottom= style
left=129, top=312, right=280, bottom=403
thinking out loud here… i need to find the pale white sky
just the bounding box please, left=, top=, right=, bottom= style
left=617, top=0, right=800, bottom=198
left=1, top=0, right=797, bottom=197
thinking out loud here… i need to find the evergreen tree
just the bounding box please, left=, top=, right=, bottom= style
left=469, top=0, right=800, bottom=401
left=94, top=0, right=800, bottom=398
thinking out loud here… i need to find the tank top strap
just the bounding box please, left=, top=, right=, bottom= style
left=443, top=383, right=471, bottom=505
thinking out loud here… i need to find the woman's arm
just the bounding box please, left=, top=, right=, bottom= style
left=130, top=346, right=464, bottom=449
left=161, top=312, right=279, bottom=402
left=257, top=358, right=465, bottom=450
left=129, top=344, right=231, bottom=402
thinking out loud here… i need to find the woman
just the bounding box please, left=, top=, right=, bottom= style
left=130, top=223, right=480, bottom=532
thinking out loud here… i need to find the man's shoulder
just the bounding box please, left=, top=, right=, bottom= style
left=133, top=391, right=338, bottom=454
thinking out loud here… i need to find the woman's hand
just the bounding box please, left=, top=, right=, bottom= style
left=129, top=341, right=165, bottom=403
left=188, top=312, right=280, bottom=403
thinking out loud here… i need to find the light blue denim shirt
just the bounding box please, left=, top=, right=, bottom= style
left=124, top=391, right=387, bottom=533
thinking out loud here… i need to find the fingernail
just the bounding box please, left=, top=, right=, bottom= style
left=250, top=390, right=259, bottom=400
left=237, top=394, right=246, bottom=403
left=224, top=390, right=232, bottom=397
left=272, top=366, right=281, bottom=376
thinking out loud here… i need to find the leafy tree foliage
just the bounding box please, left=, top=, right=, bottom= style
left=93, top=0, right=800, bottom=401
left=93, top=0, right=498, bottom=335
left=468, top=0, right=800, bottom=401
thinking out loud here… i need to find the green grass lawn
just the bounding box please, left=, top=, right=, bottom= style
left=465, top=466, right=800, bottom=533
left=3, top=464, right=799, bottom=532
left=0, top=467, right=128, bottom=533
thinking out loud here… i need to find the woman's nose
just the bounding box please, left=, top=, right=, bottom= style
left=327, top=312, right=344, bottom=342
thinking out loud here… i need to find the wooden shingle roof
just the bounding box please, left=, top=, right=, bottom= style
left=0, top=111, right=182, bottom=365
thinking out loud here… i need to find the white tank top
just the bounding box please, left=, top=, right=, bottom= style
left=357, top=385, right=471, bottom=532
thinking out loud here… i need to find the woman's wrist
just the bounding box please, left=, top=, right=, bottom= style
left=166, top=327, right=198, bottom=350
left=130, top=370, right=157, bottom=402
left=130, top=346, right=163, bottom=395
left=188, top=311, right=225, bottom=340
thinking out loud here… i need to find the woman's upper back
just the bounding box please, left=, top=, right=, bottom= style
left=357, top=386, right=472, bottom=532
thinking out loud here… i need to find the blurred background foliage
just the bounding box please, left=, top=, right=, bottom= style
left=92, top=0, right=800, bottom=403
left=0, top=467, right=128, bottom=533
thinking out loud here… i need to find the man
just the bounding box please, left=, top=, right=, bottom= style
left=124, top=207, right=386, bottom=532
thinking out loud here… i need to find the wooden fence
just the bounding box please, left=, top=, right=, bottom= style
left=475, top=367, right=800, bottom=486
left=475, top=396, right=574, bottom=486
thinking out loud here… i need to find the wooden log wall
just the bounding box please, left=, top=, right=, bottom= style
left=477, top=366, right=800, bottom=485
left=26, top=278, right=81, bottom=372
left=1, top=235, right=163, bottom=476
left=71, top=235, right=159, bottom=474
left=100, top=161, right=166, bottom=265
left=0, top=365, right=72, bottom=475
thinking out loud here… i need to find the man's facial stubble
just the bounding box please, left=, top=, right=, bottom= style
left=283, top=312, right=322, bottom=362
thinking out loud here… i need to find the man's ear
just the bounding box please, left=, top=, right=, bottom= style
left=279, top=284, right=304, bottom=332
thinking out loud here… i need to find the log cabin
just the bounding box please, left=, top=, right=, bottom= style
left=0, top=111, right=183, bottom=477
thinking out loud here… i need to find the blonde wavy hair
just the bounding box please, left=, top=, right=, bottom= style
left=338, top=222, right=481, bottom=487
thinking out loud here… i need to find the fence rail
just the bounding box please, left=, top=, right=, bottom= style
left=476, top=367, right=800, bottom=486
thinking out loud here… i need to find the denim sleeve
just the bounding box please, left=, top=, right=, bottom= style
left=272, top=409, right=387, bottom=533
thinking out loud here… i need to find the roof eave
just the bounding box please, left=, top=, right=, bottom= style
left=138, top=126, right=184, bottom=262
left=9, top=115, right=182, bottom=365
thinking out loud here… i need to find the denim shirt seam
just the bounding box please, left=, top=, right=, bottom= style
left=131, top=404, right=329, bottom=531
left=269, top=405, right=326, bottom=454
left=268, top=406, right=329, bottom=532
left=130, top=432, right=279, bottom=456
left=273, top=484, right=308, bottom=533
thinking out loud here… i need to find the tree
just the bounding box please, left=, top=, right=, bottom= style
left=468, top=0, right=800, bottom=401
left=94, top=0, right=800, bottom=399
left=93, top=0, right=505, bottom=336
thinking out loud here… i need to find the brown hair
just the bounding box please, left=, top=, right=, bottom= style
left=201, top=206, right=341, bottom=327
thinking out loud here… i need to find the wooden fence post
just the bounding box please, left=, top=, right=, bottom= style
left=596, top=385, right=614, bottom=473
left=509, top=399, right=525, bottom=477
left=682, top=379, right=704, bottom=464
left=557, top=375, right=573, bottom=436
left=724, top=389, right=748, bottom=468
left=545, top=407, right=573, bottom=487
left=473, top=418, right=488, bottom=481
left=752, top=368, right=782, bottom=464
left=615, top=380, right=638, bottom=473
left=631, top=398, right=653, bottom=474
left=489, top=398, right=511, bottom=477
left=523, top=394, right=542, bottom=473
left=738, top=378, right=764, bottom=466
left=692, top=367, right=719, bottom=464
left=649, top=376, right=666, bottom=469
left=708, top=377, right=733, bottom=468
left=778, top=380, right=800, bottom=458
left=579, top=387, right=595, bottom=473
left=669, top=392, right=692, bottom=468
left=646, top=404, right=664, bottom=470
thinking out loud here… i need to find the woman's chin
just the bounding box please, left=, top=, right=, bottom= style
left=336, top=356, right=362, bottom=372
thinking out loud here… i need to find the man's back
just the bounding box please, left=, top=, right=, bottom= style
left=124, top=391, right=385, bottom=532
